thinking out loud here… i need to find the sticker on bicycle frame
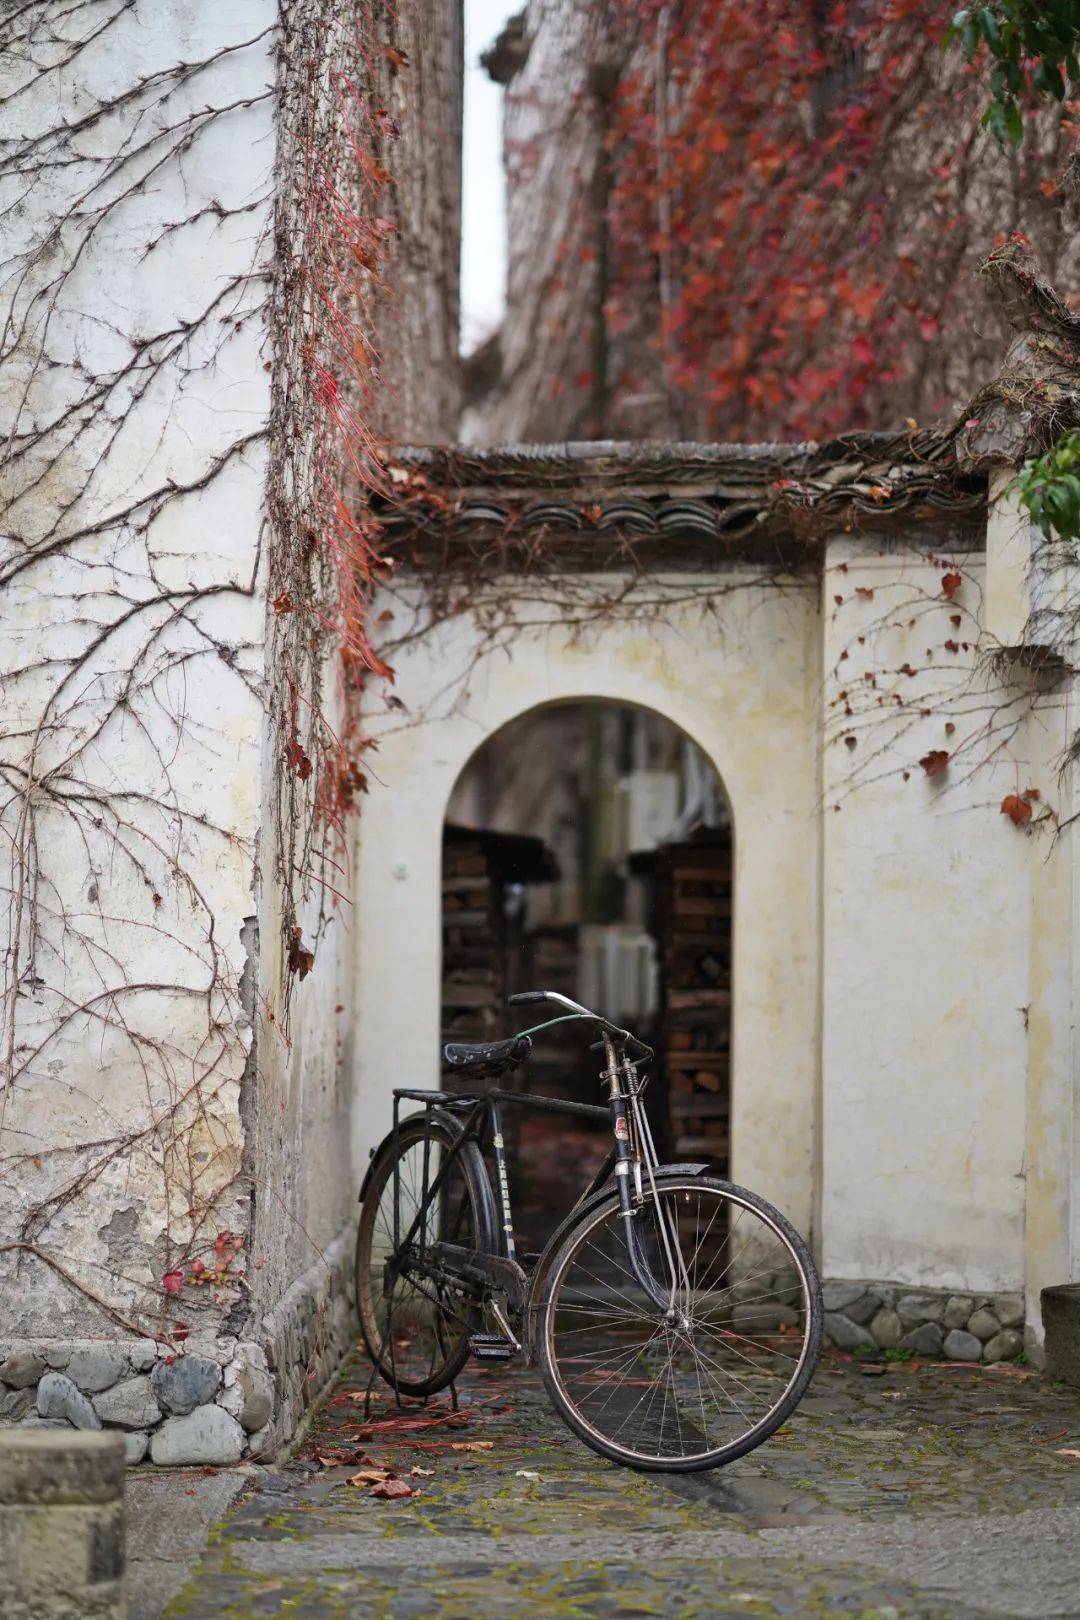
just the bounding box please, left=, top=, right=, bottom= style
left=614, top=1116, right=630, bottom=1140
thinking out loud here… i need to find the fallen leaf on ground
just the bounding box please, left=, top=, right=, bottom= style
left=1054, top=1448, right=1080, bottom=1459
left=450, top=1440, right=494, bottom=1452
left=410, top=1466, right=435, bottom=1477
left=516, top=1469, right=541, bottom=1481
left=987, top=1363, right=1035, bottom=1379
left=347, top=1467, right=391, bottom=1486
left=370, top=1477, right=415, bottom=1499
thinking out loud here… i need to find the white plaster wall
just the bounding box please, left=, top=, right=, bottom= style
left=353, top=576, right=822, bottom=1238
left=820, top=537, right=1031, bottom=1293
left=0, top=2, right=278, bottom=1337
left=1023, top=674, right=1080, bottom=1339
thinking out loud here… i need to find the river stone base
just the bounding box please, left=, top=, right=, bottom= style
left=822, top=1280, right=1025, bottom=1362
left=1041, top=1282, right=1080, bottom=1388
left=0, top=1223, right=355, bottom=1466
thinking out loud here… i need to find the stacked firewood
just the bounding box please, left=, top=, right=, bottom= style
left=441, top=836, right=506, bottom=1084
left=654, top=838, right=732, bottom=1168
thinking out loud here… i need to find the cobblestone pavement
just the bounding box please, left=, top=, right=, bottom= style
left=159, top=1346, right=1080, bottom=1619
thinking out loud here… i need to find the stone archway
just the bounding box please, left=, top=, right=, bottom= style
left=352, top=585, right=821, bottom=1242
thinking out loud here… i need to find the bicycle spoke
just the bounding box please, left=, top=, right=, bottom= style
left=358, top=1125, right=483, bottom=1395
left=543, top=1180, right=819, bottom=1467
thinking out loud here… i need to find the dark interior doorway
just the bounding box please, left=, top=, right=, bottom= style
left=441, top=700, right=732, bottom=1252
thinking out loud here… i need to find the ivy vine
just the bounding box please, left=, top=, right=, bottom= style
left=950, top=0, right=1080, bottom=143
left=1012, top=429, right=1080, bottom=540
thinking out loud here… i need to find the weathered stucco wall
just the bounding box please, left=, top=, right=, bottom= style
left=0, top=0, right=279, bottom=1347
left=353, top=576, right=823, bottom=1238
left=0, top=0, right=462, bottom=1460
left=819, top=537, right=1030, bottom=1295
left=353, top=519, right=1080, bottom=1349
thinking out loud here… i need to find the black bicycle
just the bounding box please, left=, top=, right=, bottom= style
left=356, top=990, right=822, bottom=1472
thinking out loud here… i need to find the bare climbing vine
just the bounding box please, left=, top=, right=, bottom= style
left=0, top=0, right=395, bottom=1346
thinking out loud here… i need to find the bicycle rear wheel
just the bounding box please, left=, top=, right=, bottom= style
left=356, top=1113, right=495, bottom=1396
left=537, top=1174, right=822, bottom=1471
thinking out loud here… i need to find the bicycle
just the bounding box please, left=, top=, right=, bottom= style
left=355, top=990, right=823, bottom=1472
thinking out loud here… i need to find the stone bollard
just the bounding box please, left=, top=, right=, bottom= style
left=1042, top=1283, right=1080, bottom=1389
left=0, top=1429, right=125, bottom=1619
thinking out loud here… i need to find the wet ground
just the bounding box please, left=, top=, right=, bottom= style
left=158, top=1345, right=1080, bottom=1619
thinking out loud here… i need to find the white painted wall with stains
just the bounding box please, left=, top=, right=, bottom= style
left=0, top=0, right=464, bottom=1420
left=354, top=523, right=1080, bottom=1348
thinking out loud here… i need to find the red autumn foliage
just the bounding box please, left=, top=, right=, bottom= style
left=512, top=0, right=1079, bottom=442
left=919, top=749, right=950, bottom=776
left=288, top=927, right=315, bottom=980
left=285, top=736, right=314, bottom=781
left=1001, top=789, right=1039, bottom=825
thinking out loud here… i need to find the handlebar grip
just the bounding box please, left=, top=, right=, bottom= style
left=508, top=991, right=547, bottom=1005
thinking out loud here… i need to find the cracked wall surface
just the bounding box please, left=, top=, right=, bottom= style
left=0, top=0, right=462, bottom=1459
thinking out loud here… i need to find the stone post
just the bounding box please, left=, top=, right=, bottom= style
left=0, top=1430, right=125, bottom=1619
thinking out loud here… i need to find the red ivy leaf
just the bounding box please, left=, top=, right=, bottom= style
left=285, top=738, right=313, bottom=781
left=919, top=750, right=950, bottom=777
left=941, top=572, right=962, bottom=600
left=162, top=1269, right=184, bottom=1296
left=288, top=928, right=315, bottom=980
left=1000, top=793, right=1032, bottom=826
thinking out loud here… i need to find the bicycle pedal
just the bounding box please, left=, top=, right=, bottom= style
left=469, top=1332, right=515, bottom=1361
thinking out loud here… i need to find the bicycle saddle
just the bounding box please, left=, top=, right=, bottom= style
left=443, top=1033, right=533, bottom=1078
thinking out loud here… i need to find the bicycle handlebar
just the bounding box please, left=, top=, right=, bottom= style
left=508, top=990, right=654, bottom=1061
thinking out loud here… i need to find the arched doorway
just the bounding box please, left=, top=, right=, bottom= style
left=441, top=699, right=732, bottom=1248
left=352, top=590, right=821, bottom=1248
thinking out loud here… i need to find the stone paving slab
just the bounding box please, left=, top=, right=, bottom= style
left=126, top=1469, right=249, bottom=1620
left=155, top=1346, right=1080, bottom=1619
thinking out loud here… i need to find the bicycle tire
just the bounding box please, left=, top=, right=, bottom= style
left=356, top=1112, right=496, bottom=1397
left=537, top=1174, right=822, bottom=1472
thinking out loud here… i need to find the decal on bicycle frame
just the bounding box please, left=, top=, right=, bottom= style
left=614, top=1116, right=630, bottom=1141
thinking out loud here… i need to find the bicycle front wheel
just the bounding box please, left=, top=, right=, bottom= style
left=537, top=1175, right=822, bottom=1472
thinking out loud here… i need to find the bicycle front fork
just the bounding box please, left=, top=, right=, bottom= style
left=605, top=1042, right=691, bottom=1327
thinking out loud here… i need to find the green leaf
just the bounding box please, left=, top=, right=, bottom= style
left=979, top=6, right=1005, bottom=47
left=1034, top=57, right=1067, bottom=94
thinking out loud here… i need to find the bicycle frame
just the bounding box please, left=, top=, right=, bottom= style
left=377, top=1020, right=696, bottom=1364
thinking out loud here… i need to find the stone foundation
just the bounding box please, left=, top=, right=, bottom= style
left=0, top=1224, right=355, bottom=1467
left=822, top=1280, right=1026, bottom=1362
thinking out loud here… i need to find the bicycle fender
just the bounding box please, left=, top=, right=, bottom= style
left=357, top=1108, right=468, bottom=1203
left=521, top=1162, right=713, bottom=1355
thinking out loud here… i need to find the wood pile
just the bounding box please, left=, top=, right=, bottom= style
left=441, top=835, right=506, bottom=1085
left=653, top=836, right=731, bottom=1169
